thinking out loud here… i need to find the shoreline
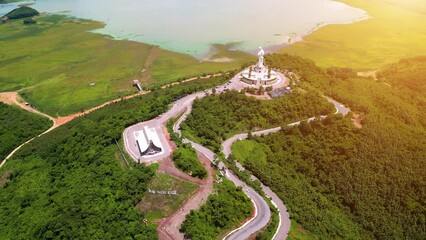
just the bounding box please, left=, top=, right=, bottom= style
left=0, top=0, right=369, bottom=59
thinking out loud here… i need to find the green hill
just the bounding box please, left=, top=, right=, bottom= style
left=184, top=53, right=426, bottom=239
left=3, top=6, right=39, bottom=20
left=377, top=56, right=426, bottom=93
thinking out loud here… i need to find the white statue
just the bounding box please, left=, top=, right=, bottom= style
left=258, top=47, right=265, bottom=68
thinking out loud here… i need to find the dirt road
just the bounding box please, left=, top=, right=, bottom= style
left=158, top=152, right=215, bottom=240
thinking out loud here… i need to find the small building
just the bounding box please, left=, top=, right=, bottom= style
left=133, top=79, right=142, bottom=91
left=134, top=126, right=163, bottom=157
left=267, top=87, right=292, bottom=98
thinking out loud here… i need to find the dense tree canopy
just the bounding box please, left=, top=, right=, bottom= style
left=181, top=179, right=252, bottom=240
left=182, top=90, right=333, bottom=151
left=377, top=56, right=426, bottom=93
left=172, top=143, right=207, bottom=179
left=230, top=54, right=426, bottom=239
left=0, top=103, right=51, bottom=160
left=2, top=6, right=39, bottom=19
left=0, top=75, right=230, bottom=239
left=183, top=53, right=425, bottom=239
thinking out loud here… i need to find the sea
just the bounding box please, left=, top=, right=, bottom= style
left=0, top=0, right=368, bottom=57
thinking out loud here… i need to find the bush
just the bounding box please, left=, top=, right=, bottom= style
left=181, top=179, right=252, bottom=239
left=23, top=17, right=36, bottom=24
left=172, top=143, right=206, bottom=179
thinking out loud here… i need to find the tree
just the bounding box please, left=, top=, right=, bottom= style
left=23, top=17, right=36, bottom=25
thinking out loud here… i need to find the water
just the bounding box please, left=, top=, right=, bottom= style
left=1, top=0, right=367, bottom=56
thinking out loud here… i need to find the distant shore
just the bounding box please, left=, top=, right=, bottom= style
left=1, top=0, right=370, bottom=61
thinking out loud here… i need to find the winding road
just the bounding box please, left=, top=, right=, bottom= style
left=221, top=97, right=350, bottom=240
left=2, top=70, right=351, bottom=239
left=0, top=73, right=223, bottom=169
left=171, top=92, right=350, bottom=240
left=124, top=70, right=351, bottom=239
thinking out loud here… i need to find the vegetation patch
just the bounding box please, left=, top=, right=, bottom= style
left=2, top=6, right=38, bottom=20
left=181, top=179, right=253, bottom=240
left=182, top=90, right=334, bottom=152
left=0, top=102, right=52, bottom=160
left=172, top=143, right=207, bottom=179
left=231, top=140, right=267, bottom=166
left=232, top=119, right=367, bottom=239
left=287, top=220, right=314, bottom=240
left=139, top=173, right=197, bottom=221
left=377, top=56, right=426, bottom=93
left=0, top=169, right=12, bottom=188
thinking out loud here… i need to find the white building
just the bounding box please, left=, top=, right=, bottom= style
left=134, top=126, right=163, bottom=157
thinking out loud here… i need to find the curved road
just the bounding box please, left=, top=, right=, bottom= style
left=161, top=81, right=274, bottom=239
left=127, top=73, right=277, bottom=239
left=2, top=69, right=351, bottom=239
left=221, top=97, right=350, bottom=240
left=158, top=72, right=351, bottom=239
left=0, top=73, right=223, bottom=169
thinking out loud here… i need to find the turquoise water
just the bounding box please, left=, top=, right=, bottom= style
left=1, top=0, right=367, bottom=56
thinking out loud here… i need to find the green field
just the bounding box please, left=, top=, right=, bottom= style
left=0, top=14, right=252, bottom=116
left=231, top=140, right=267, bottom=166
left=280, top=0, right=426, bottom=69
left=139, top=173, right=198, bottom=221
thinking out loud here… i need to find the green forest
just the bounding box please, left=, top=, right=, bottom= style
left=230, top=54, right=426, bottom=239
left=377, top=56, right=426, bottom=93
left=181, top=54, right=425, bottom=239
left=182, top=90, right=334, bottom=152
left=0, top=103, right=52, bottom=160
left=0, top=75, right=230, bottom=239
left=167, top=117, right=207, bottom=179
left=181, top=179, right=252, bottom=240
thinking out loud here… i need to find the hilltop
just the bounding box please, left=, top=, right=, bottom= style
left=2, top=6, right=38, bottom=20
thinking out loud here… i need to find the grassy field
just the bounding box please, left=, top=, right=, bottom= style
left=287, top=220, right=314, bottom=240
left=0, top=14, right=252, bottom=116
left=150, top=44, right=253, bottom=88
left=279, top=0, right=426, bottom=69
left=231, top=140, right=267, bottom=166
left=139, top=173, right=198, bottom=221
